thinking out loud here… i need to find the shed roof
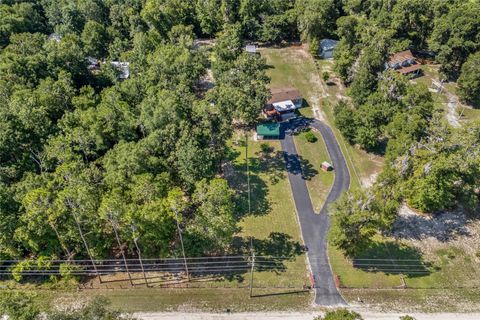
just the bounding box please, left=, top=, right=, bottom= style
left=319, top=39, right=338, bottom=51
left=389, top=50, right=415, bottom=65
left=246, top=44, right=257, bottom=53
left=256, top=123, right=280, bottom=137
left=267, top=87, right=302, bottom=104
left=111, top=61, right=130, bottom=79
left=398, top=63, right=421, bottom=74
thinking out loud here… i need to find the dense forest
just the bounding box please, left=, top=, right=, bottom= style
left=0, top=0, right=479, bottom=267
left=329, top=1, right=480, bottom=256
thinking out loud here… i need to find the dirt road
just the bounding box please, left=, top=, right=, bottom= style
left=134, top=311, right=480, bottom=320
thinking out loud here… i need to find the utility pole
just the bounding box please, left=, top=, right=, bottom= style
left=131, top=224, right=149, bottom=287
left=69, top=199, right=102, bottom=283
left=172, top=206, right=189, bottom=282
left=245, top=133, right=251, bottom=216
left=249, top=250, right=255, bottom=298
left=108, top=214, right=133, bottom=286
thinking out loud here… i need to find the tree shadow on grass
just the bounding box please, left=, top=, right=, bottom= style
left=231, top=232, right=306, bottom=273
left=255, top=144, right=286, bottom=184
left=352, top=241, right=433, bottom=278
left=282, top=151, right=318, bottom=181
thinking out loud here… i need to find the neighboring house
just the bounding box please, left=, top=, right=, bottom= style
left=318, top=39, right=338, bottom=59
left=256, top=122, right=280, bottom=140
left=86, top=57, right=100, bottom=72
left=386, top=50, right=422, bottom=76
left=246, top=44, right=258, bottom=54
left=48, top=33, right=62, bottom=42
left=263, top=87, right=303, bottom=122
left=111, top=61, right=130, bottom=79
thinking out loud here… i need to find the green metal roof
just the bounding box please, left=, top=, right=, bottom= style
left=256, top=122, right=280, bottom=136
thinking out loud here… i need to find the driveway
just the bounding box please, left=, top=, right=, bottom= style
left=280, top=118, right=350, bottom=306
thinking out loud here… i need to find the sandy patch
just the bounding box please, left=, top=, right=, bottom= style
left=392, top=204, right=480, bottom=261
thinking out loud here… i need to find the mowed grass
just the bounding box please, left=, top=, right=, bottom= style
left=25, top=287, right=312, bottom=312
left=229, top=135, right=310, bottom=289
left=293, top=130, right=334, bottom=212
left=260, top=47, right=383, bottom=191
left=342, top=288, right=480, bottom=312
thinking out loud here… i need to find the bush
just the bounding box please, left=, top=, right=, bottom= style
left=314, top=309, right=363, bottom=320
left=458, top=51, right=480, bottom=107
left=260, top=143, right=273, bottom=153
left=309, top=37, right=319, bottom=57
left=305, top=131, right=317, bottom=143
left=323, top=71, right=330, bottom=83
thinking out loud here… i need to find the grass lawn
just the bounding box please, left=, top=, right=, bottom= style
left=228, top=134, right=309, bottom=289
left=260, top=46, right=383, bottom=191
left=293, top=130, right=334, bottom=212
left=23, top=287, right=312, bottom=312
left=329, top=235, right=480, bottom=304
left=342, top=288, right=480, bottom=312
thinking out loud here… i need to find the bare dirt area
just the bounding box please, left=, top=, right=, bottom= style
left=393, top=204, right=480, bottom=261
left=134, top=310, right=480, bottom=320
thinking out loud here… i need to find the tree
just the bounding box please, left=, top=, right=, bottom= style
left=186, top=178, right=237, bottom=254
left=333, top=101, right=357, bottom=144
left=0, top=291, right=40, bottom=320
left=329, top=191, right=392, bottom=257
left=314, top=309, right=363, bottom=320
left=213, top=23, right=243, bottom=65
left=429, top=2, right=480, bottom=79
left=213, top=53, right=270, bottom=126
left=81, top=20, right=109, bottom=58
left=141, top=0, right=194, bottom=36
left=0, top=3, right=46, bottom=48
left=457, top=51, right=480, bottom=107
left=195, top=0, right=223, bottom=36
left=295, top=0, right=338, bottom=42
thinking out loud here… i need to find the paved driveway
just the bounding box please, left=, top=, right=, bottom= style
left=280, top=118, right=349, bottom=306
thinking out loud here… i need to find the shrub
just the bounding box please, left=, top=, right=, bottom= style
left=305, top=131, right=317, bottom=143
left=323, top=71, right=330, bottom=83
left=314, top=309, right=363, bottom=320
left=260, top=143, right=273, bottom=153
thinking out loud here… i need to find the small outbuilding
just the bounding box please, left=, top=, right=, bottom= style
left=321, top=161, right=334, bottom=171
left=111, top=61, right=130, bottom=79
left=246, top=44, right=258, bottom=54
left=318, top=39, right=338, bottom=59
left=256, top=122, right=280, bottom=140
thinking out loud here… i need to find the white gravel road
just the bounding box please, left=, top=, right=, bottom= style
left=134, top=311, right=480, bottom=320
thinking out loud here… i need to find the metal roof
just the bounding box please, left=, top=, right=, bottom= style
left=256, top=123, right=280, bottom=136
left=267, top=87, right=302, bottom=104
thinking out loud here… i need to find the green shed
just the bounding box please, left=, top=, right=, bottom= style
left=256, top=122, right=280, bottom=140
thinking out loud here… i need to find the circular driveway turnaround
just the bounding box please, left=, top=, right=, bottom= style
left=280, top=117, right=350, bottom=306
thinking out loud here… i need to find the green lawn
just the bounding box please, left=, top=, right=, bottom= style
left=229, top=135, right=309, bottom=289
left=260, top=47, right=383, bottom=191
left=342, top=288, right=480, bottom=312
left=293, top=130, right=334, bottom=212
left=329, top=235, right=480, bottom=298
left=23, top=287, right=312, bottom=312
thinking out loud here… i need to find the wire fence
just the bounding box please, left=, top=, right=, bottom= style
left=0, top=255, right=434, bottom=277
left=1, top=256, right=477, bottom=290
